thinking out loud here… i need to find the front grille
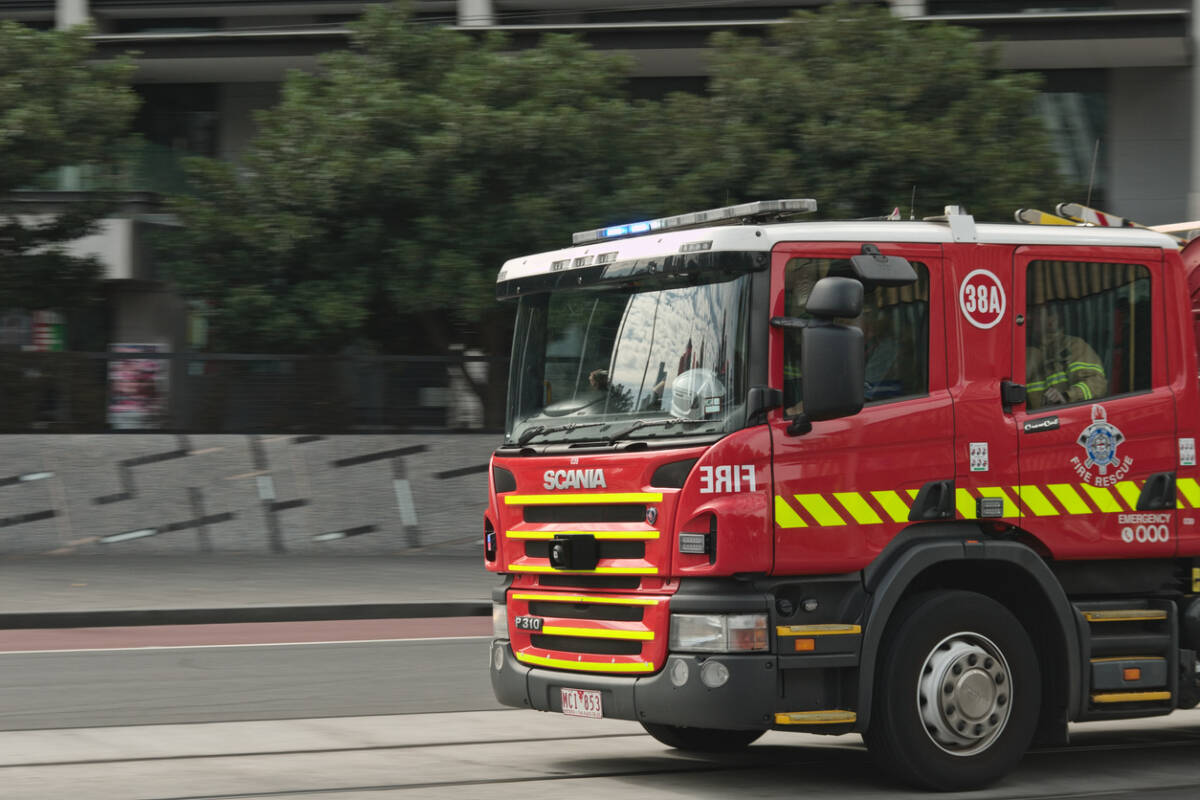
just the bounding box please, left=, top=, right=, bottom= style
left=531, top=635, right=642, bottom=655
left=523, top=541, right=646, bottom=560
left=524, top=504, right=646, bottom=523
left=508, top=589, right=670, bottom=674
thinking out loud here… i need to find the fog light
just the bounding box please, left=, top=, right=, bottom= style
left=669, top=658, right=690, bottom=687
left=492, top=643, right=505, bottom=671
left=700, top=660, right=730, bottom=688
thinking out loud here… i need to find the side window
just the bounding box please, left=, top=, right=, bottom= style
left=1025, top=261, right=1151, bottom=409
left=783, top=258, right=930, bottom=413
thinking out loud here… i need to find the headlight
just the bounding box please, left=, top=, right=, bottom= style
left=493, top=602, right=509, bottom=639
left=669, top=613, right=768, bottom=653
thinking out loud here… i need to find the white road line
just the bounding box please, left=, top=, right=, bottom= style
left=0, top=635, right=492, bottom=655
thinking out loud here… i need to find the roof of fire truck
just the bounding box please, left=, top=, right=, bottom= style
left=495, top=199, right=1180, bottom=287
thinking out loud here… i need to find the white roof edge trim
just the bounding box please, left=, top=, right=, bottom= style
left=495, top=221, right=1178, bottom=284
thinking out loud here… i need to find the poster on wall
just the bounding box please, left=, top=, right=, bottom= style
left=108, top=343, right=169, bottom=430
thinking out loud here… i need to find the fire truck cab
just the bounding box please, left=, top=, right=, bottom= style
left=485, top=200, right=1200, bottom=789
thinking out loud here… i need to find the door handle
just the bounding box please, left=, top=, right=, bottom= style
left=1136, top=472, right=1176, bottom=511
left=909, top=479, right=955, bottom=521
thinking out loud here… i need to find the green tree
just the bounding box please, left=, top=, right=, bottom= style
left=642, top=1, right=1068, bottom=220
left=0, top=22, right=138, bottom=311
left=158, top=2, right=653, bottom=424
left=159, top=1, right=1067, bottom=426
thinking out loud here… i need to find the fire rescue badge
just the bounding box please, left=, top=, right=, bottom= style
left=1073, top=404, right=1132, bottom=485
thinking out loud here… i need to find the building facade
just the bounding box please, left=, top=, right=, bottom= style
left=0, top=0, right=1196, bottom=353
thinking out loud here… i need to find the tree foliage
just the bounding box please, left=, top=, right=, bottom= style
left=651, top=1, right=1067, bottom=219
left=159, top=0, right=1067, bottom=373
left=0, top=22, right=138, bottom=310
left=160, top=3, right=651, bottom=361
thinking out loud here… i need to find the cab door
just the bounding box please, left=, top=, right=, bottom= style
left=1012, top=246, right=1176, bottom=558
left=768, top=242, right=955, bottom=575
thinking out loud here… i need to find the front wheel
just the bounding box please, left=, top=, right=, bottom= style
left=864, top=591, right=1040, bottom=791
left=640, top=722, right=764, bottom=752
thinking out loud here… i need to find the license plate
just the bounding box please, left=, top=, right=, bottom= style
left=560, top=688, right=602, bottom=719
left=513, top=615, right=543, bottom=632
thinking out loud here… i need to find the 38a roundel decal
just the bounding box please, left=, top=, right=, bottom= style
left=959, top=269, right=1006, bottom=330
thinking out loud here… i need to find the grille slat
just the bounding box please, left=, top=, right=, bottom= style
left=531, top=634, right=642, bottom=655
left=528, top=601, right=644, bottom=621
left=524, top=541, right=646, bottom=560
left=524, top=505, right=646, bottom=523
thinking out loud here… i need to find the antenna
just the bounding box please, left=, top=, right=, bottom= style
left=1086, top=140, right=1100, bottom=207
left=909, top=186, right=917, bottom=220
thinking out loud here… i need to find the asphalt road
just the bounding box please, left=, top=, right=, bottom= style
left=3, top=621, right=1200, bottom=798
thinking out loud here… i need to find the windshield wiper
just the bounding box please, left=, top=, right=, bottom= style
left=605, top=417, right=708, bottom=444
left=517, top=421, right=608, bottom=446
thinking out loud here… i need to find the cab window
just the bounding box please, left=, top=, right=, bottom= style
left=1024, top=261, right=1151, bottom=410
left=783, top=258, right=930, bottom=413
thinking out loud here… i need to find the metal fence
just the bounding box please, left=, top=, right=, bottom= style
left=0, top=351, right=504, bottom=433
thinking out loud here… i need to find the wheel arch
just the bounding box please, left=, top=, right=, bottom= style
left=855, top=526, right=1081, bottom=735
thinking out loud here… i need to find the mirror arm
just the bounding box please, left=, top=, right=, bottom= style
left=769, top=316, right=808, bottom=329
left=786, top=413, right=813, bottom=437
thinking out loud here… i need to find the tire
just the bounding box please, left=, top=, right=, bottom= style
left=640, top=722, right=764, bottom=752
left=863, top=591, right=1040, bottom=791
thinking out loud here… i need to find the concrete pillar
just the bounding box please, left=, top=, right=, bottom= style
left=55, top=0, right=89, bottom=29
left=1188, top=0, right=1200, bottom=220
left=887, top=0, right=927, bottom=18
left=457, top=0, right=495, bottom=27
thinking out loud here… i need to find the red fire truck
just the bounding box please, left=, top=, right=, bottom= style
left=484, top=199, right=1200, bottom=789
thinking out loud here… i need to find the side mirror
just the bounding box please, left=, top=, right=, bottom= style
left=806, top=277, right=863, bottom=319
left=802, top=323, right=864, bottom=421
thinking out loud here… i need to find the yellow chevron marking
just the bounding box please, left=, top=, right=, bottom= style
left=511, top=593, right=662, bottom=606
left=1115, top=481, right=1142, bottom=510
left=541, top=626, right=654, bottom=641
left=1016, top=485, right=1059, bottom=516
left=907, top=488, right=920, bottom=500
left=774, top=495, right=808, bottom=529
left=777, top=624, right=861, bottom=636
left=977, top=487, right=1019, bottom=518
left=505, top=492, right=662, bottom=505
left=1177, top=477, right=1200, bottom=508
left=508, top=565, right=658, bottom=575
left=775, top=710, right=857, bottom=725
left=1048, top=484, right=1092, bottom=515
left=516, top=652, right=655, bottom=673
left=796, top=494, right=846, bottom=527
left=1091, top=691, right=1171, bottom=704
left=955, top=489, right=977, bottom=520
left=1080, top=483, right=1123, bottom=513
left=871, top=491, right=912, bottom=523
left=834, top=492, right=883, bottom=525
left=506, top=530, right=659, bottom=540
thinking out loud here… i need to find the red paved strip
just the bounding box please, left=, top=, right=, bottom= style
left=0, top=616, right=492, bottom=652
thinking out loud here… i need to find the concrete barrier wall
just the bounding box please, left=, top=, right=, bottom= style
left=0, top=434, right=503, bottom=556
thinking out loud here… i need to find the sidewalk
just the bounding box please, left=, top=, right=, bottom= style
left=0, top=552, right=495, bottom=628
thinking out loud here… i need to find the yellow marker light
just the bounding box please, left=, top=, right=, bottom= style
left=793, top=638, right=816, bottom=652
left=1123, top=668, right=1142, bottom=682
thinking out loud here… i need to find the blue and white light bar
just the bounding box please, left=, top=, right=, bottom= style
left=571, top=199, right=818, bottom=246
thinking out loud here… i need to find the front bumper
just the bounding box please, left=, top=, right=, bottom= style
left=491, top=639, right=779, bottom=730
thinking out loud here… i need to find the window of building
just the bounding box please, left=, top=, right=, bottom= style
left=783, top=258, right=930, bottom=413
left=1024, top=260, right=1151, bottom=409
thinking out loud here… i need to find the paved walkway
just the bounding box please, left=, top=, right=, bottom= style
left=0, top=552, right=495, bottom=627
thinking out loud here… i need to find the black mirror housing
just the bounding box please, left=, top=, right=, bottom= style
left=802, top=323, right=864, bottom=421
left=806, top=277, right=863, bottom=319
left=849, top=244, right=918, bottom=287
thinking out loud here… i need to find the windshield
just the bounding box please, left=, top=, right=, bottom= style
left=506, top=274, right=752, bottom=445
